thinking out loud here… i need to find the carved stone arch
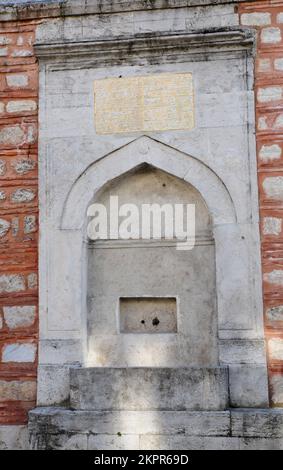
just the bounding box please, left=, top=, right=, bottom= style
left=57, top=135, right=265, bottom=373
left=61, top=136, right=236, bottom=230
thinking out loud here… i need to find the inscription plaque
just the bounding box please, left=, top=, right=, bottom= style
left=94, top=73, right=194, bottom=135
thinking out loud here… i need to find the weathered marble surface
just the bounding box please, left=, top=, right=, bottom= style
left=29, top=407, right=283, bottom=450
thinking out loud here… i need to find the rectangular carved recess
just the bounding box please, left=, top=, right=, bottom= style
left=119, top=297, right=177, bottom=334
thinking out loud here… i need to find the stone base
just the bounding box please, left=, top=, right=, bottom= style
left=70, top=367, right=229, bottom=411
left=28, top=408, right=283, bottom=450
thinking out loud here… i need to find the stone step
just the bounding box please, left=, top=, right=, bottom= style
left=69, top=367, right=229, bottom=411
left=28, top=408, right=283, bottom=450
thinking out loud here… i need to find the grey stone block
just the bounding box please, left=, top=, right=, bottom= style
left=229, top=365, right=269, bottom=408
left=29, top=408, right=231, bottom=437
left=37, top=365, right=70, bottom=406
left=88, top=435, right=139, bottom=451
left=31, top=432, right=88, bottom=451
left=140, top=436, right=241, bottom=450
left=239, top=438, right=283, bottom=450
left=231, top=409, right=283, bottom=438
left=219, top=340, right=267, bottom=365
left=70, top=367, right=229, bottom=411
left=28, top=408, right=283, bottom=450
left=140, top=436, right=282, bottom=451
left=0, top=426, right=28, bottom=450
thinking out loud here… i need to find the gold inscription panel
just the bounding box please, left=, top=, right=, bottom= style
left=94, top=73, right=194, bottom=135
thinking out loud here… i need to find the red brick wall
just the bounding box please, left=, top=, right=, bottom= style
left=0, top=20, right=38, bottom=425
left=240, top=0, right=283, bottom=407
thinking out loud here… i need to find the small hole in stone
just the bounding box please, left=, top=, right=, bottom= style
left=152, top=317, right=160, bottom=326
left=162, top=183, right=166, bottom=187
left=141, top=320, right=145, bottom=324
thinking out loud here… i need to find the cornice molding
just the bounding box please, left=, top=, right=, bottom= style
left=34, top=28, right=256, bottom=65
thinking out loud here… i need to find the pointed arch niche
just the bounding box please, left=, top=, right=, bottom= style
left=58, top=136, right=266, bottom=371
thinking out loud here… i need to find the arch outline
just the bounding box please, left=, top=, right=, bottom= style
left=61, top=136, right=236, bottom=230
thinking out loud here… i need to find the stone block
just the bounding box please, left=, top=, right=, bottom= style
left=268, top=338, right=283, bottom=361
left=0, top=37, right=11, bottom=45
left=0, top=160, right=6, bottom=175
left=6, top=74, right=28, bottom=88
left=263, top=176, right=283, bottom=201
left=29, top=408, right=230, bottom=437
left=2, top=343, right=37, bottom=363
left=140, top=435, right=240, bottom=450
left=0, top=218, right=10, bottom=238
left=6, top=100, right=37, bottom=113
left=264, top=270, right=283, bottom=286
left=258, top=87, right=282, bottom=103
left=229, top=365, right=269, bottom=408
left=26, top=124, right=37, bottom=144
left=12, top=49, right=32, bottom=58
left=27, top=273, right=37, bottom=289
left=3, top=305, right=36, bottom=329
left=258, top=116, right=268, bottom=130
left=24, top=215, right=36, bottom=234
left=27, top=408, right=283, bottom=450
left=263, top=217, right=282, bottom=236
left=275, top=114, right=283, bottom=128
left=0, top=125, right=24, bottom=146
left=270, top=375, right=283, bottom=405
left=0, top=426, right=28, bottom=450
left=197, top=92, right=248, bottom=128
left=275, top=58, right=283, bottom=71
left=239, top=438, right=283, bottom=450
left=259, top=144, right=282, bottom=162
left=34, top=4, right=238, bottom=44
left=219, top=340, right=266, bottom=365
left=11, top=188, right=36, bottom=203
left=34, top=433, right=87, bottom=451
left=37, top=365, right=70, bottom=406
left=261, top=28, right=282, bottom=44
left=0, top=380, right=36, bottom=401
left=0, top=48, right=8, bottom=56
left=0, top=274, right=25, bottom=294
left=0, top=190, right=6, bottom=201
left=12, top=159, right=36, bottom=175
left=88, top=434, right=139, bottom=450
left=258, top=58, right=271, bottom=72
left=231, top=409, right=283, bottom=438
left=39, top=339, right=81, bottom=365
left=266, top=305, right=283, bottom=322
left=241, top=12, right=271, bottom=26
left=70, top=367, right=229, bottom=411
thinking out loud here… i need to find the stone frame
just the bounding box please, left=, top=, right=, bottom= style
left=35, top=28, right=269, bottom=408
